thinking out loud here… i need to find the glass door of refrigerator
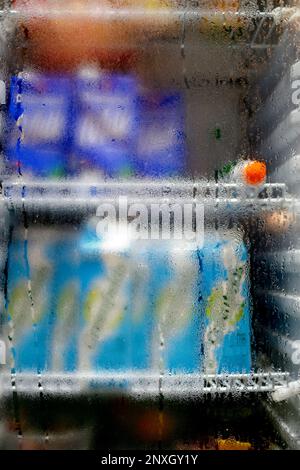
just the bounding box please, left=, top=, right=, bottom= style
left=0, top=0, right=299, bottom=450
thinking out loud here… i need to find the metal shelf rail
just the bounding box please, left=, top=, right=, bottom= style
left=0, top=180, right=293, bottom=216
left=0, top=371, right=290, bottom=398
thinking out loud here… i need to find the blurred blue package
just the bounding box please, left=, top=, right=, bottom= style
left=149, top=232, right=251, bottom=374
left=71, top=68, right=138, bottom=177
left=77, top=220, right=153, bottom=372
left=134, top=92, right=185, bottom=177
left=77, top=220, right=132, bottom=371
left=199, top=231, right=252, bottom=374
left=48, top=232, right=80, bottom=372
left=4, top=227, right=251, bottom=375
left=7, top=72, right=71, bottom=177
left=5, top=228, right=54, bottom=372
left=149, top=241, right=201, bottom=373
left=127, top=254, right=153, bottom=370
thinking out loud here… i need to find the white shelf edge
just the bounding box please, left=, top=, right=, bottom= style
left=0, top=371, right=290, bottom=398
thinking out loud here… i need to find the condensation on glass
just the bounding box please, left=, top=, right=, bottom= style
left=0, top=0, right=299, bottom=451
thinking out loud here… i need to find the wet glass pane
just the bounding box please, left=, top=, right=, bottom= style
left=0, top=0, right=299, bottom=451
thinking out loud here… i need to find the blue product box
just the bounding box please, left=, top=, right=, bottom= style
left=199, top=232, right=252, bottom=374
left=147, top=232, right=251, bottom=375
left=126, top=250, right=153, bottom=370
left=77, top=221, right=132, bottom=371
left=148, top=241, right=201, bottom=373
left=48, top=232, right=80, bottom=372
left=7, top=72, right=71, bottom=177
left=71, top=70, right=138, bottom=177
left=134, top=92, right=185, bottom=177
left=5, top=228, right=54, bottom=372
left=77, top=221, right=154, bottom=372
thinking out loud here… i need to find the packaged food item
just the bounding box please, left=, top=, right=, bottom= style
left=77, top=220, right=153, bottom=371
left=7, top=72, right=71, bottom=177
left=49, top=232, right=80, bottom=372
left=70, top=68, right=138, bottom=177
left=77, top=221, right=130, bottom=371
left=75, top=223, right=251, bottom=375
left=148, top=230, right=251, bottom=374
left=5, top=228, right=54, bottom=372
left=4, top=222, right=251, bottom=376
left=199, top=230, right=251, bottom=374
left=13, top=0, right=134, bottom=72
left=134, top=92, right=185, bottom=177
left=127, top=251, right=153, bottom=370
left=149, top=240, right=201, bottom=372
left=6, top=68, right=186, bottom=178
left=13, top=0, right=176, bottom=72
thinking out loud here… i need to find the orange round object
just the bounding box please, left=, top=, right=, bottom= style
left=243, top=161, right=267, bottom=186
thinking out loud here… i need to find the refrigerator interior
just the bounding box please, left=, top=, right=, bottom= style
left=0, top=0, right=300, bottom=450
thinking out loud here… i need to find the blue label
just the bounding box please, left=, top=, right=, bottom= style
left=134, top=93, right=185, bottom=177
left=7, top=73, right=71, bottom=177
